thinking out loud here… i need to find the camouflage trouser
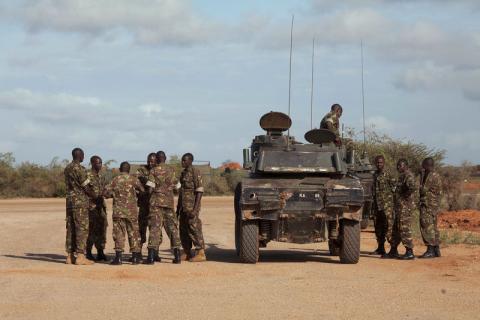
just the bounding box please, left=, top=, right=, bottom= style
left=179, top=210, right=205, bottom=250
left=138, top=204, right=150, bottom=245
left=65, top=206, right=89, bottom=254
left=148, top=207, right=181, bottom=250
left=391, top=203, right=414, bottom=249
left=87, top=207, right=108, bottom=250
left=112, top=217, right=141, bottom=253
left=420, top=204, right=440, bottom=246
left=374, top=207, right=395, bottom=244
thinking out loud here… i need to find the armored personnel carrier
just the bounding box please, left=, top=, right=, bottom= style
left=235, top=111, right=365, bottom=264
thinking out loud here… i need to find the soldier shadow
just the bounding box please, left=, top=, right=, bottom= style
left=4, top=253, right=67, bottom=264
left=205, top=243, right=341, bottom=264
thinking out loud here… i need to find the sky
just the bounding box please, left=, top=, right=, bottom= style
left=0, top=0, right=479, bottom=167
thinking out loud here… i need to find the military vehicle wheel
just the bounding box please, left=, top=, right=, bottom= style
left=234, top=183, right=242, bottom=256
left=328, top=239, right=341, bottom=256
left=239, top=220, right=259, bottom=264
left=360, top=219, right=369, bottom=230
left=339, top=219, right=361, bottom=264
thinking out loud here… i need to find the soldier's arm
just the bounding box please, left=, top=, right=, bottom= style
left=76, top=166, right=96, bottom=198
left=135, top=177, right=146, bottom=193
left=405, top=174, right=417, bottom=197
left=103, top=180, right=114, bottom=199
left=193, top=169, right=204, bottom=214
left=431, top=174, right=442, bottom=196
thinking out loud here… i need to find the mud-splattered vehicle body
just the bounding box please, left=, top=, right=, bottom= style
left=235, top=112, right=365, bottom=264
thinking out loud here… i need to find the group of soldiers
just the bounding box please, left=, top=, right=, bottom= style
left=64, top=148, right=206, bottom=266
left=321, top=103, right=442, bottom=260
left=371, top=156, right=442, bottom=259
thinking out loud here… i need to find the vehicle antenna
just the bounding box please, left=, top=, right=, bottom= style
left=310, top=38, right=315, bottom=130
left=287, top=14, right=294, bottom=150
left=361, top=40, right=366, bottom=154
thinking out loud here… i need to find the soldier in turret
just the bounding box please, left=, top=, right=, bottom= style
left=418, top=157, right=442, bottom=258
left=320, top=103, right=342, bottom=146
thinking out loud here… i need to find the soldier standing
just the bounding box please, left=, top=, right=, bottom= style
left=372, top=155, right=396, bottom=256
left=86, top=155, right=108, bottom=261
left=419, top=157, right=442, bottom=258
left=177, top=153, right=206, bottom=262
left=64, top=147, right=94, bottom=265
left=320, top=103, right=342, bottom=146
left=104, top=162, right=145, bottom=265
left=388, top=159, right=417, bottom=260
left=135, top=153, right=157, bottom=257
left=144, top=151, right=181, bottom=264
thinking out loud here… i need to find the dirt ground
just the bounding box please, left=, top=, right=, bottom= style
left=1, top=198, right=479, bottom=320
left=439, top=210, right=480, bottom=232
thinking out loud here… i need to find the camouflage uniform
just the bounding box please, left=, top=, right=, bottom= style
left=419, top=170, right=442, bottom=246
left=373, top=169, right=396, bottom=245
left=104, top=173, right=143, bottom=253
left=179, top=165, right=205, bottom=251
left=391, top=170, right=417, bottom=249
left=146, top=164, right=181, bottom=250
left=64, top=161, right=90, bottom=254
left=135, top=165, right=151, bottom=246
left=86, top=169, right=108, bottom=251
left=320, top=111, right=340, bottom=139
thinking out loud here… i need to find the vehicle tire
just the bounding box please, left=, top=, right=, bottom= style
left=328, top=239, right=341, bottom=256
left=340, top=219, right=361, bottom=264
left=234, top=183, right=242, bottom=256
left=239, top=220, right=259, bottom=264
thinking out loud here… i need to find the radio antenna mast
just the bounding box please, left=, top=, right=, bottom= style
left=361, top=40, right=366, bottom=151
left=287, top=14, right=294, bottom=149
left=310, top=38, right=315, bottom=130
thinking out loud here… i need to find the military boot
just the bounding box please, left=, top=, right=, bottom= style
left=96, top=249, right=108, bottom=262
left=110, top=251, right=122, bottom=265
left=155, top=251, right=162, bottom=262
left=373, top=242, right=386, bottom=255
left=434, top=245, right=441, bottom=257
left=398, top=247, right=415, bottom=260
left=75, top=253, right=95, bottom=265
left=145, top=248, right=155, bottom=265
left=86, top=247, right=95, bottom=261
left=419, top=245, right=436, bottom=259
left=381, top=245, right=399, bottom=259
left=181, top=249, right=191, bottom=261
left=173, top=248, right=181, bottom=264
left=65, top=252, right=75, bottom=264
left=131, top=252, right=142, bottom=265
left=190, top=249, right=207, bottom=262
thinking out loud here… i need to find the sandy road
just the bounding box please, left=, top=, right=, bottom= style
left=0, top=197, right=479, bottom=320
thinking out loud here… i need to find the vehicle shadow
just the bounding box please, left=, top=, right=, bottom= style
left=205, top=243, right=342, bottom=264
left=4, top=253, right=67, bottom=264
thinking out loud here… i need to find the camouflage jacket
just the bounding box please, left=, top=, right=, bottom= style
left=64, top=161, right=90, bottom=208
left=395, top=170, right=417, bottom=208
left=320, top=111, right=340, bottom=138
left=419, top=170, right=442, bottom=209
left=146, top=164, right=178, bottom=209
left=104, top=173, right=144, bottom=218
left=135, top=165, right=151, bottom=207
left=373, top=169, right=395, bottom=211
left=179, top=165, right=204, bottom=213
left=87, top=169, right=107, bottom=210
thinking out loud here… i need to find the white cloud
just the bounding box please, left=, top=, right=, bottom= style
left=3, top=0, right=219, bottom=46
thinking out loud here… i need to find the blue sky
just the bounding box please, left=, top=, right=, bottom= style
left=0, top=0, right=479, bottom=166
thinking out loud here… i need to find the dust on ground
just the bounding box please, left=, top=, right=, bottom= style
left=0, top=197, right=479, bottom=320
